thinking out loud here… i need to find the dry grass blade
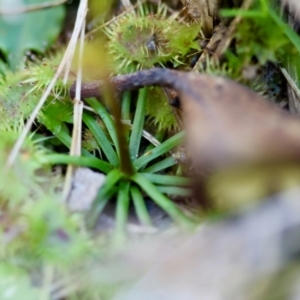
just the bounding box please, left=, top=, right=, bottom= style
left=281, top=67, right=300, bottom=113
left=62, top=16, right=86, bottom=201
left=5, top=0, right=88, bottom=169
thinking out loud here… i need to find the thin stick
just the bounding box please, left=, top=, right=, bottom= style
left=63, top=0, right=88, bottom=83
left=0, top=0, right=67, bottom=15
left=62, top=17, right=86, bottom=201
left=5, top=0, right=88, bottom=168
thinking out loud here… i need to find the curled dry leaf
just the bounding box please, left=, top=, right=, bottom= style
left=71, top=68, right=300, bottom=172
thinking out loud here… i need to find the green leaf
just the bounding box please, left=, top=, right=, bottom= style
left=268, top=8, right=300, bottom=54
left=134, top=131, right=185, bottom=171
left=115, top=181, right=131, bottom=237
left=0, top=0, right=66, bottom=69
left=41, top=153, right=113, bottom=173
left=83, top=113, right=119, bottom=166
left=141, top=173, right=191, bottom=186
left=156, top=186, right=192, bottom=197
left=131, top=185, right=152, bottom=226
left=129, top=87, right=147, bottom=161
left=86, top=169, right=123, bottom=229
left=85, top=98, right=120, bottom=155
left=220, top=9, right=264, bottom=18
left=131, top=173, right=195, bottom=229
left=143, top=156, right=176, bottom=173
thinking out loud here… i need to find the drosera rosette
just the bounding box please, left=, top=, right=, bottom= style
left=0, top=70, right=40, bottom=127
left=22, top=50, right=68, bottom=100
left=105, top=2, right=202, bottom=74
left=0, top=50, right=68, bottom=128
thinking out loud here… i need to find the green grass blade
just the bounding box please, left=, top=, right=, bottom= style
left=134, top=131, right=185, bottom=171
left=157, top=186, right=192, bottom=197
left=131, top=173, right=195, bottom=229
left=131, top=186, right=152, bottom=226
left=86, top=98, right=119, bottom=155
left=83, top=113, right=119, bottom=166
left=220, top=9, right=263, bottom=18
left=143, top=156, right=176, bottom=173
left=86, top=188, right=117, bottom=230
left=115, top=181, right=131, bottom=237
left=142, top=173, right=191, bottom=186
left=129, top=88, right=148, bottom=161
left=53, top=125, right=71, bottom=147
left=41, top=154, right=113, bottom=173
left=86, top=169, right=123, bottom=229
left=269, top=8, right=300, bottom=54
left=121, top=91, right=132, bottom=121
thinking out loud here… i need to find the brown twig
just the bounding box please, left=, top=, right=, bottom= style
left=70, top=69, right=184, bottom=99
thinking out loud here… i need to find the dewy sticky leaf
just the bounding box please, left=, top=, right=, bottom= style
left=0, top=0, right=65, bottom=70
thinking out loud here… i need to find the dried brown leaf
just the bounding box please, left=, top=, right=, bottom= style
left=180, top=73, right=300, bottom=170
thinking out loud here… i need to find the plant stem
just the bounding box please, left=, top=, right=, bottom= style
left=121, top=91, right=132, bottom=121
left=102, top=81, right=135, bottom=176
